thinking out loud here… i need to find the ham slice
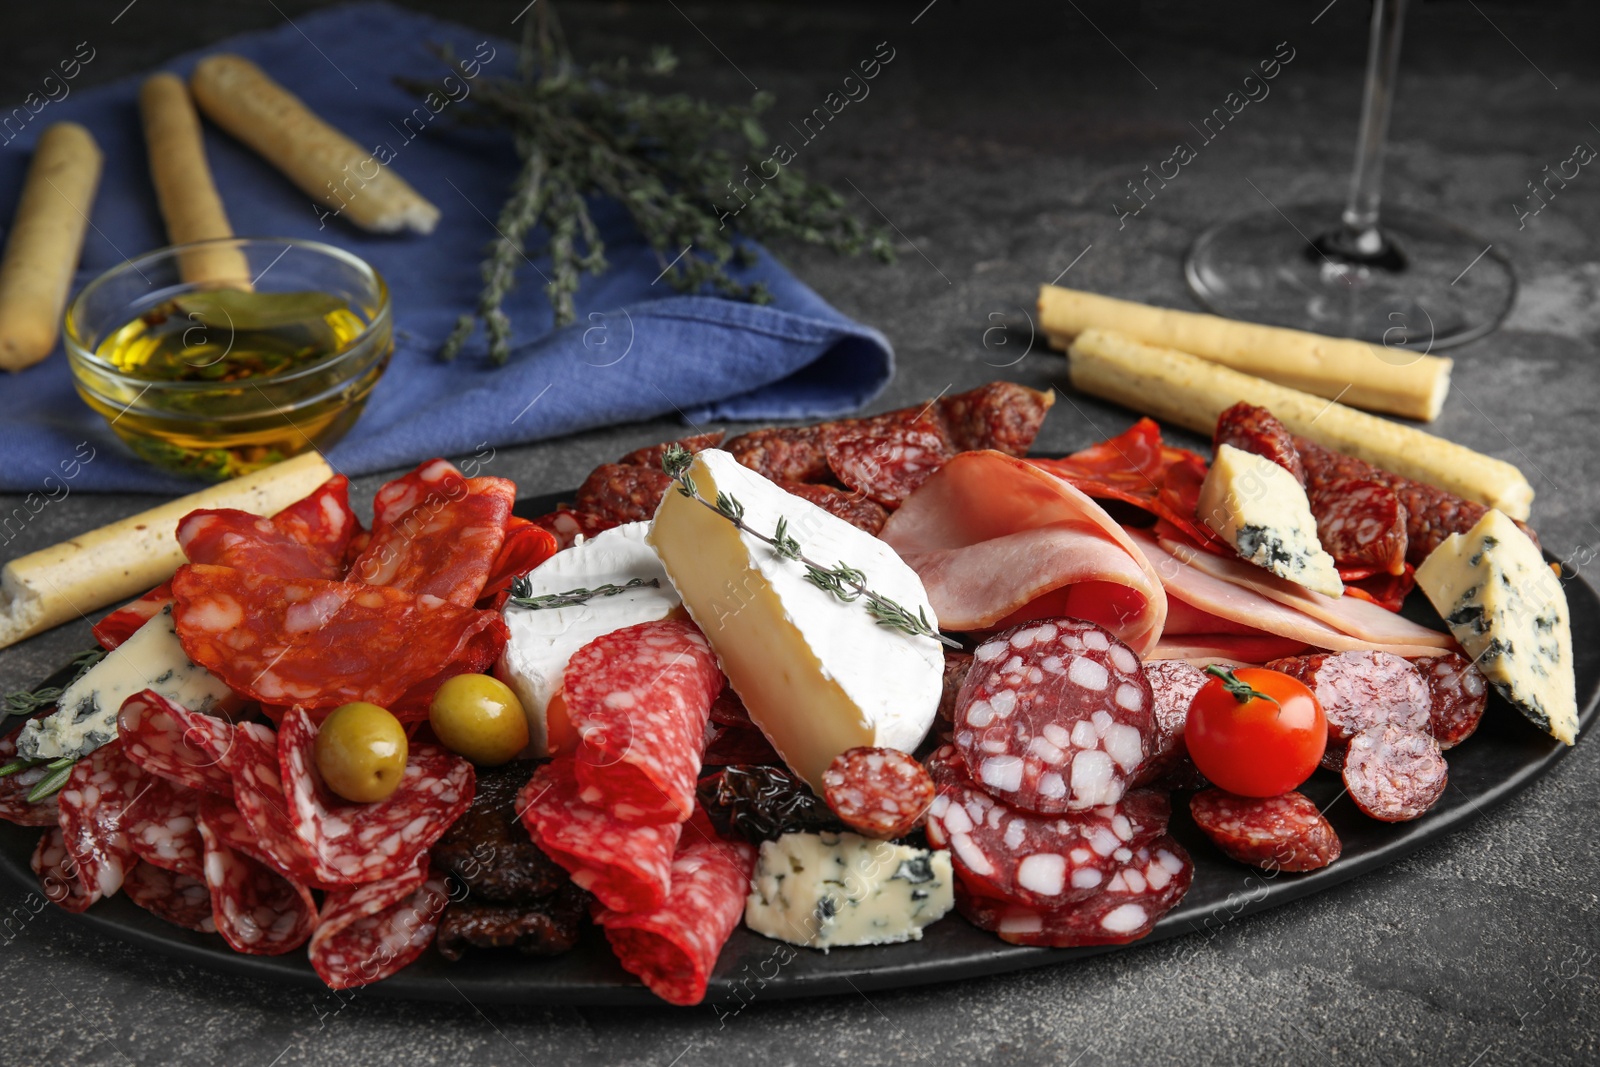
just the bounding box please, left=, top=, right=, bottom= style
left=880, top=450, right=1167, bottom=653
left=1130, top=531, right=1452, bottom=658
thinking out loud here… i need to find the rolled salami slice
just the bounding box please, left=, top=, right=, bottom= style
left=476, top=518, right=560, bottom=611
left=177, top=474, right=360, bottom=580
left=196, top=800, right=317, bottom=955
left=197, top=791, right=286, bottom=872
left=1133, top=659, right=1207, bottom=787
left=1413, top=653, right=1488, bottom=749
left=118, top=689, right=235, bottom=796
left=350, top=460, right=515, bottom=607
left=954, top=836, right=1192, bottom=947
left=309, top=860, right=450, bottom=990
left=1342, top=724, right=1448, bottom=822
left=825, top=424, right=951, bottom=509
left=518, top=758, right=683, bottom=914
left=1190, top=789, right=1341, bottom=872
left=225, top=720, right=327, bottom=884
left=1265, top=651, right=1431, bottom=745
left=171, top=564, right=508, bottom=716
left=822, top=746, right=935, bottom=840
left=56, top=740, right=144, bottom=900
left=0, top=730, right=63, bottom=827
left=924, top=745, right=1169, bottom=908
left=32, top=826, right=98, bottom=913
left=122, top=861, right=216, bottom=933
left=593, top=812, right=756, bottom=1006
left=279, top=707, right=475, bottom=887
left=954, top=619, right=1153, bottom=813
left=565, top=619, right=722, bottom=825
left=123, top=775, right=204, bottom=879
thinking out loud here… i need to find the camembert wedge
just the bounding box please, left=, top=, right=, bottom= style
left=649, top=449, right=943, bottom=789
left=1415, top=509, right=1577, bottom=745
left=1198, top=443, right=1343, bottom=597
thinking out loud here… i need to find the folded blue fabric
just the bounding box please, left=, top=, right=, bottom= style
left=0, top=2, right=892, bottom=493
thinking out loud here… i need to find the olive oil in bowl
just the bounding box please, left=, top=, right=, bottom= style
left=66, top=239, right=392, bottom=481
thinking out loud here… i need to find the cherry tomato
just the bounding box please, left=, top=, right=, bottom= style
left=1185, top=666, right=1326, bottom=797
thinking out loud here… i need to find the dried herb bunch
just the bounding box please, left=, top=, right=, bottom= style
left=412, top=4, right=893, bottom=364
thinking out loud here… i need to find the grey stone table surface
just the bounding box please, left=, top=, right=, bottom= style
left=2, top=1, right=1598, bottom=1063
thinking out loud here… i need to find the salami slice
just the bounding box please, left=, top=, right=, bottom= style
left=122, top=861, right=216, bottom=933
left=617, top=432, right=725, bottom=469
left=0, top=731, right=63, bottom=827
left=352, top=462, right=516, bottom=607
left=1309, top=477, right=1408, bottom=575
left=935, top=382, right=1054, bottom=456
left=1212, top=402, right=1306, bottom=484
left=954, top=836, right=1192, bottom=947
left=177, top=474, right=359, bottom=580
left=574, top=464, right=674, bottom=527
left=171, top=564, right=508, bottom=717
left=225, top=721, right=326, bottom=883
left=279, top=707, right=475, bottom=886
left=123, top=775, right=204, bottom=879
left=935, top=651, right=974, bottom=736
left=824, top=424, right=950, bottom=509
left=196, top=801, right=318, bottom=955
left=1133, top=660, right=1207, bottom=787
left=564, top=619, right=722, bottom=825
left=309, top=860, right=450, bottom=990
left=1189, top=789, right=1341, bottom=872
left=593, top=812, right=756, bottom=1006
left=56, top=741, right=144, bottom=900
left=1342, top=724, right=1448, bottom=822
left=777, top=483, right=889, bottom=534
left=118, top=690, right=235, bottom=796
left=93, top=582, right=173, bottom=651
left=1264, top=651, right=1431, bottom=745
left=527, top=508, right=609, bottom=551
left=821, top=747, right=935, bottom=839
left=476, top=518, right=560, bottom=611
left=924, top=745, right=1169, bottom=908
left=517, top=758, right=683, bottom=914
left=724, top=425, right=832, bottom=483
left=954, top=619, right=1153, bottom=813
left=197, top=791, right=284, bottom=872
left=1413, top=653, right=1489, bottom=749
left=32, top=826, right=97, bottom=913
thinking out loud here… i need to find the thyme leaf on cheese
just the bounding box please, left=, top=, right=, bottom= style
left=660, top=445, right=960, bottom=649
left=508, top=576, right=661, bottom=610
left=2, top=647, right=105, bottom=718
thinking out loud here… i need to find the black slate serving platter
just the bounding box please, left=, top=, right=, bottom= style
left=1, top=483, right=1595, bottom=1007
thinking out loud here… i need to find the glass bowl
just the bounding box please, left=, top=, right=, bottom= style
left=65, top=237, right=393, bottom=481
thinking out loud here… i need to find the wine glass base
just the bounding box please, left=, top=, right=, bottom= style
left=1185, top=202, right=1516, bottom=351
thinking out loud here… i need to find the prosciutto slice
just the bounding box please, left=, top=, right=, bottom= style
left=881, top=450, right=1167, bottom=653
left=1130, top=532, right=1452, bottom=658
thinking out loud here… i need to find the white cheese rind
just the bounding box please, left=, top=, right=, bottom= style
left=745, top=831, right=955, bottom=950
left=1198, top=443, right=1344, bottom=597
left=649, top=449, right=944, bottom=788
left=1415, top=510, right=1577, bottom=745
left=494, top=522, right=680, bottom=757
left=15, top=605, right=234, bottom=760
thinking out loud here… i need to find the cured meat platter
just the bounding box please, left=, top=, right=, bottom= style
left=2, top=475, right=1594, bottom=1006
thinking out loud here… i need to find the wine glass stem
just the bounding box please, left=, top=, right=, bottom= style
left=1342, top=0, right=1408, bottom=248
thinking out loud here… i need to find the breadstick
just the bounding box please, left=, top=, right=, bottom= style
left=139, top=73, right=251, bottom=288
left=1039, top=285, right=1453, bottom=422
left=0, top=123, right=102, bottom=373
left=190, top=54, right=439, bottom=235
left=1067, top=328, right=1534, bottom=520
left=0, top=451, right=334, bottom=650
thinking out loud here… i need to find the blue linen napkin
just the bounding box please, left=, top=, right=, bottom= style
left=0, top=2, right=893, bottom=493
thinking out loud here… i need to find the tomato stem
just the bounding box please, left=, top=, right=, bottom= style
left=1204, top=665, right=1281, bottom=708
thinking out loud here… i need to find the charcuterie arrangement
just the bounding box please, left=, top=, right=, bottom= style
left=0, top=373, right=1579, bottom=1005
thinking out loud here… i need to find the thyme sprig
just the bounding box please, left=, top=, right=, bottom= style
left=0, top=648, right=108, bottom=802
left=405, top=2, right=892, bottom=364
left=508, top=575, right=661, bottom=609
left=661, top=446, right=960, bottom=649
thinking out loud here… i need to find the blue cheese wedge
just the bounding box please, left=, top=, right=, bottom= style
left=1415, top=509, right=1577, bottom=744
left=1197, top=443, right=1344, bottom=597
left=650, top=448, right=944, bottom=789
left=745, top=831, right=954, bottom=950
left=495, top=522, right=681, bottom=757
left=15, top=605, right=234, bottom=761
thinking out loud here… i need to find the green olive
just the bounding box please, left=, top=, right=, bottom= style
left=429, top=674, right=529, bottom=766
left=314, top=702, right=408, bottom=803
